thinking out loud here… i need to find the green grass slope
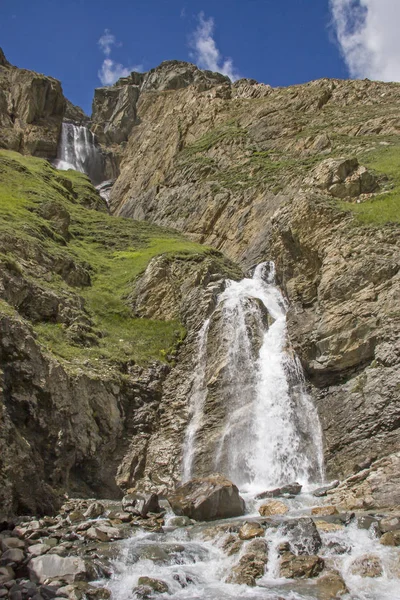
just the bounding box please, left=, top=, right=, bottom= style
left=0, top=150, right=211, bottom=368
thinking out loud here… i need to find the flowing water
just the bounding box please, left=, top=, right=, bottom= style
left=99, top=263, right=400, bottom=599
left=54, top=122, right=104, bottom=185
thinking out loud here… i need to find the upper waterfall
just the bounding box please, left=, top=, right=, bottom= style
left=183, top=261, right=324, bottom=492
left=54, top=122, right=105, bottom=185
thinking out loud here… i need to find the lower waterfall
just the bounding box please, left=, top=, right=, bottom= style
left=99, top=262, right=400, bottom=600
left=54, top=122, right=104, bottom=185
left=183, top=261, right=324, bottom=491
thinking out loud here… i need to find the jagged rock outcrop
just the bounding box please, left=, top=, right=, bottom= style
left=0, top=48, right=65, bottom=158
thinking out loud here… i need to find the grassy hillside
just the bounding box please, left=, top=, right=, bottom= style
left=0, top=150, right=211, bottom=368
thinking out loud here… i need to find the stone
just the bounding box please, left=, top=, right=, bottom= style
left=84, top=525, right=121, bottom=543
left=0, top=539, right=25, bottom=551
left=379, top=516, right=400, bottom=533
left=83, top=503, right=105, bottom=520
left=281, top=518, right=322, bottom=555
left=136, top=493, right=161, bottom=517
left=311, top=506, right=338, bottom=516
left=27, top=544, right=51, bottom=557
left=0, top=567, right=14, bottom=584
left=380, top=531, right=400, bottom=546
left=315, top=570, right=348, bottom=598
left=168, top=516, right=192, bottom=527
left=312, top=481, right=339, bottom=497
left=238, top=521, right=264, bottom=540
left=255, top=482, right=302, bottom=500
left=137, top=578, right=169, bottom=594
left=67, top=512, right=84, bottom=525
left=0, top=548, right=25, bottom=565
left=227, top=539, right=268, bottom=586
left=28, top=556, right=88, bottom=584
left=314, top=521, right=344, bottom=533
left=167, top=474, right=245, bottom=521
left=259, top=500, right=289, bottom=516
left=350, top=554, right=383, bottom=578
left=280, top=552, right=324, bottom=579
left=121, top=495, right=137, bottom=513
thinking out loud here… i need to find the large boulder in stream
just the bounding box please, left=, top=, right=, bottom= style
left=167, top=474, right=245, bottom=521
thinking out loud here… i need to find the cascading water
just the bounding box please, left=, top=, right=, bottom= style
left=99, top=262, right=400, bottom=600
left=182, top=261, right=324, bottom=491
left=54, top=122, right=104, bottom=185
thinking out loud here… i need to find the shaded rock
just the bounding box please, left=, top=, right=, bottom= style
left=0, top=566, right=14, bottom=584
left=238, top=521, right=264, bottom=540
left=168, top=516, right=192, bottom=528
left=136, top=493, right=161, bottom=517
left=281, top=518, right=322, bottom=555
left=28, top=556, right=88, bottom=584
left=137, top=577, right=169, bottom=594
left=227, top=539, right=268, bottom=586
left=167, top=474, right=245, bottom=521
left=311, top=506, right=338, bottom=516
left=349, top=554, right=383, bottom=578
left=0, top=548, right=24, bottom=565
left=121, top=494, right=137, bottom=513
left=259, top=500, right=288, bottom=517
left=0, top=539, right=25, bottom=551
left=255, top=483, right=302, bottom=500
left=280, top=552, right=324, bottom=579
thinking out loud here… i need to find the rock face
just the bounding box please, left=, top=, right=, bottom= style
left=167, top=475, right=245, bottom=521
left=0, top=48, right=65, bottom=158
left=99, top=65, right=400, bottom=500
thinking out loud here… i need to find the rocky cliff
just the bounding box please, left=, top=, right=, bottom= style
left=101, top=62, right=399, bottom=504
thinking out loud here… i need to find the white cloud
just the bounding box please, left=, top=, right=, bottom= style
left=97, top=29, right=142, bottom=86
left=189, top=12, right=240, bottom=82
left=330, top=0, right=400, bottom=81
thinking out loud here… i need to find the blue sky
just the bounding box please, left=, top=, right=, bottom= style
left=0, top=1, right=397, bottom=115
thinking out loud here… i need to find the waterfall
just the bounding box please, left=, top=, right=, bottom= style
left=54, top=122, right=104, bottom=185
left=182, top=261, right=324, bottom=491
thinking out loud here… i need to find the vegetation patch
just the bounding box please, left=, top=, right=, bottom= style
left=339, top=145, right=400, bottom=225
left=0, top=150, right=212, bottom=369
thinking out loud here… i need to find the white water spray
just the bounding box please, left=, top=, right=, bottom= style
left=182, top=261, right=324, bottom=490
left=54, top=122, right=104, bottom=185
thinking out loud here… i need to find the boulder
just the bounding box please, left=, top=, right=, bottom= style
left=315, top=569, right=348, bottom=598
left=168, top=516, right=192, bottom=528
left=380, top=531, right=400, bottom=546
left=255, top=482, right=302, bottom=500
left=167, top=474, right=245, bottom=521
left=312, top=481, right=339, bottom=497
left=311, top=506, right=338, bottom=516
left=280, top=552, right=324, bottom=579
left=227, top=539, right=268, bottom=586
left=28, top=555, right=88, bottom=584
left=83, top=502, right=105, bottom=520
left=137, top=577, right=169, bottom=594
left=136, top=493, right=161, bottom=517
left=85, top=525, right=122, bottom=542
left=259, top=500, right=288, bottom=516
left=238, top=521, right=264, bottom=540
left=281, top=518, right=322, bottom=555
left=379, top=516, right=400, bottom=533
left=0, top=539, right=25, bottom=551
left=350, top=554, right=383, bottom=578
left=0, top=548, right=25, bottom=565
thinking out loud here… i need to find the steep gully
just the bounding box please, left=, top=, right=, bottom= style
left=54, top=120, right=400, bottom=600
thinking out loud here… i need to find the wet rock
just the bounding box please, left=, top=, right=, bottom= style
left=28, top=555, right=88, bottom=584
left=137, top=577, right=169, bottom=594
left=380, top=531, right=400, bottom=546
left=136, top=493, right=161, bottom=517
left=280, top=551, right=324, bottom=579
left=132, top=585, right=152, bottom=599
left=121, top=495, right=137, bottom=513
left=83, top=503, right=105, bottom=520
left=255, top=482, right=302, bottom=500
left=281, top=518, right=322, bottom=555
left=221, top=534, right=243, bottom=556
left=356, top=515, right=380, bottom=532
left=350, top=554, right=383, bottom=578
left=67, top=512, right=85, bottom=525
left=315, top=521, right=344, bottom=534
left=312, top=481, right=339, bottom=497
left=259, top=500, right=288, bottom=516
left=238, top=521, right=264, bottom=540
left=109, top=512, right=132, bottom=523
left=167, top=474, right=245, bottom=521
left=315, top=569, right=348, bottom=598
left=379, top=516, right=400, bottom=533
left=227, top=539, right=268, bottom=586
left=311, top=506, right=338, bottom=516
left=168, top=516, right=192, bottom=528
